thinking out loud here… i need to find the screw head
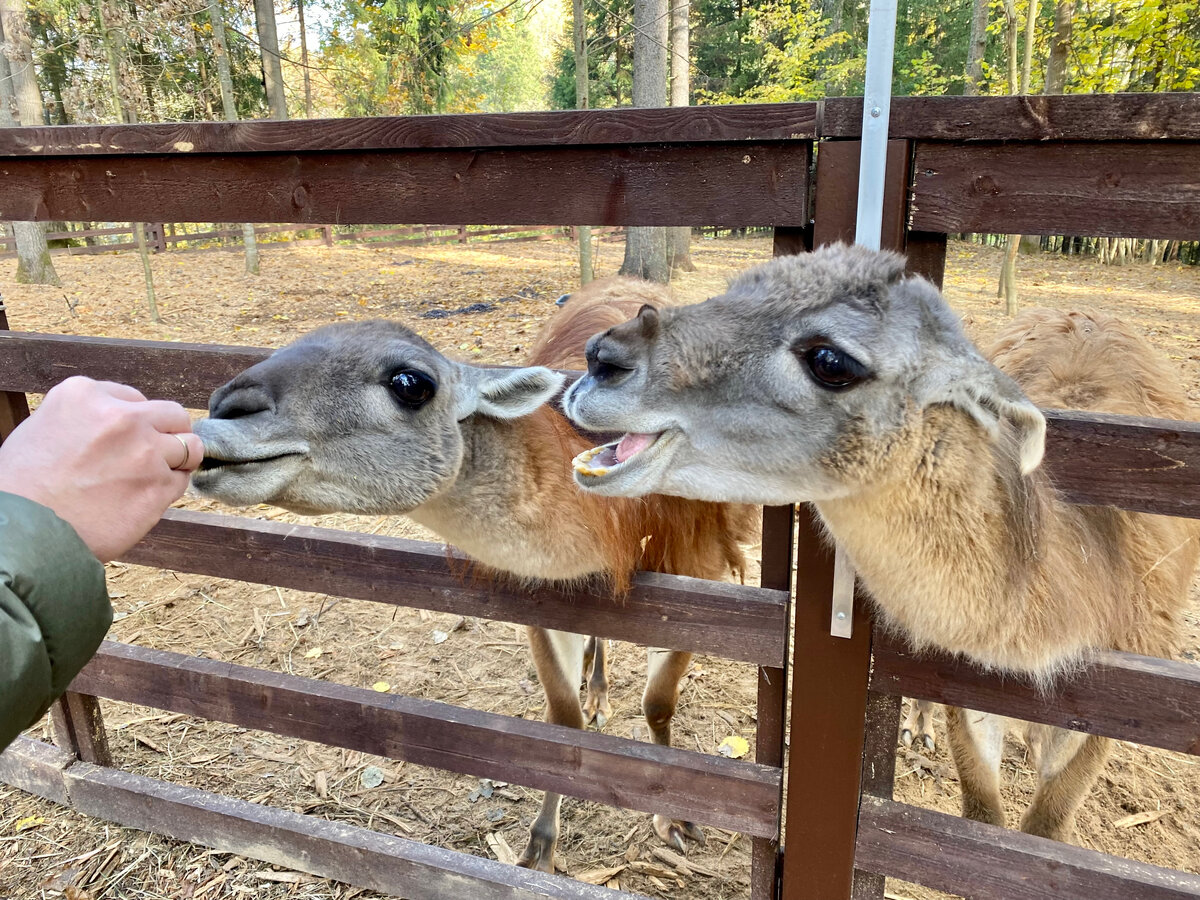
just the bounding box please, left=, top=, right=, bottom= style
left=836, top=611, right=848, bottom=621
left=870, top=106, right=882, bottom=118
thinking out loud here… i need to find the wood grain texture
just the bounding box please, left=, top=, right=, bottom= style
left=910, top=141, right=1200, bottom=238
left=0, top=104, right=817, bottom=156
left=49, top=692, right=112, bottom=766
left=0, top=737, right=74, bottom=805
left=0, top=739, right=632, bottom=900
left=870, top=635, right=1200, bottom=756
left=0, top=331, right=268, bottom=408
left=71, top=641, right=781, bottom=838
left=1043, top=409, right=1200, bottom=519
left=823, top=93, right=1200, bottom=141
left=857, top=796, right=1200, bottom=899
left=777, top=507, right=875, bottom=900
left=0, top=143, right=811, bottom=227
left=122, top=510, right=788, bottom=667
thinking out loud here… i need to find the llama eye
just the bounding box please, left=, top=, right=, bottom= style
left=389, top=369, right=437, bottom=408
left=803, top=346, right=869, bottom=390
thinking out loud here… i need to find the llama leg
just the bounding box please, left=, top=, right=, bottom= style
left=945, top=707, right=1007, bottom=827
left=582, top=636, right=613, bottom=728
left=900, top=699, right=938, bottom=752
left=518, top=628, right=587, bottom=873
left=1021, top=726, right=1110, bottom=842
left=644, top=648, right=705, bottom=851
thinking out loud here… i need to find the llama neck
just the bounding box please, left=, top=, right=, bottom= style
left=408, top=408, right=625, bottom=582
left=814, top=409, right=1113, bottom=677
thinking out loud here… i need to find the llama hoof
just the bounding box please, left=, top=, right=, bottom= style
left=654, top=815, right=705, bottom=852
left=900, top=728, right=915, bottom=749
left=516, top=840, right=557, bottom=874
left=583, top=696, right=614, bottom=730
left=921, top=732, right=936, bottom=752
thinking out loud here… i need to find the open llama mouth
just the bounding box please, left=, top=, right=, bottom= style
left=572, top=432, right=662, bottom=479
left=195, top=450, right=304, bottom=476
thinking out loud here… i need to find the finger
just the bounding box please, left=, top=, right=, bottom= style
left=162, top=432, right=204, bottom=472
left=94, top=380, right=149, bottom=403
left=138, top=399, right=193, bottom=435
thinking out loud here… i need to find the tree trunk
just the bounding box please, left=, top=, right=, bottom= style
left=210, top=0, right=261, bottom=275
left=0, top=0, right=60, bottom=286
left=1046, top=0, right=1073, bottom=93
left=254, top=0, right=288, bottom=120
left=620, top=0, right=670, bottom=283
left=964, top=0, right=989, bottom=95
left=667, top=0, right=694, bottom=273
left=573, top=0, right=593, bottom=285
left=1003, top=0, right=1019, bottom=92
left=296, top=0, right=312, bottom=117
left=1022, top=0, right=1038, bottom=91
left=0, top=13, right=15, bottom=127
left=134, top=222, right=160, bottom=323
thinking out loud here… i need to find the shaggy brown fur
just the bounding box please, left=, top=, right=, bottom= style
left=503, top=277, right=758, bottom=869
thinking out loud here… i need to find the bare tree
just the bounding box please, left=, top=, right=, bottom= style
left=255, top=0, right=288, bottom=121
left=0, top=1, right=60, bottom=286
left=296, top=0, right=312, bottom=118
left=964, top=0, right=989, bottom=95
left=619, top=0, right=669, bottom=283
left=667, top=0, right=694, bottom=273
left=210, top=0, right=260, bottom=275
left=574, top=0, right=593, bottom=285
left=0, top=14, right=15, bottom=256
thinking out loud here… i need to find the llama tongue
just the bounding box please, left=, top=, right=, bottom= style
left=614, top=433, right=655, bottom=464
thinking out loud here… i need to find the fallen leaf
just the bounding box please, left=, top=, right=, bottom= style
left=303, top=647, right=323, bottom=659
left=1113, top=809, right=1169, bottom=828
left=717, top=735, right=750, bottom=759
left=373, top=681, right=391, bottom=692
left=431, top=629, right=449, bottom=645
left=359, top=766, right=385, bottom=789
left=14, top=816, right=46, bottom=833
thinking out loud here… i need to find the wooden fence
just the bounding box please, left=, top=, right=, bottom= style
left=0, top=221, right=577, bottom=257
left=0, top=94, right=1198, bottom=900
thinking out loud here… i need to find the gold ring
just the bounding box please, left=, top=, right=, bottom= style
left=171, top=433, right=191, bottom=471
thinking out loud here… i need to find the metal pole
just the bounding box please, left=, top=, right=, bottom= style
left=833, top=0, right=900, bottom=639
left=855, top=0, right=900, bottom=252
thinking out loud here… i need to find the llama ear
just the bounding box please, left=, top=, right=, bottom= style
left=457, top=366, right=565, bottom=421
left=924, top=362, right=1047, bottom=475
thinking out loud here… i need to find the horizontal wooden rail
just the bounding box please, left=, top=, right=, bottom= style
left=0, top=104, right=817, bottom=155
left=0, top=738, right=633, bottom=900
left=0, top=143, right=811, bottom=228
left=822, top=93, right=1200, bottom=141
left=910, top=141, right=1200, bottom=239
left=69, top=641, right=780, bottom=838
left=870, top=635, right=1200, bottom=755
left=125, top=509, right=788, bottom=667
left=856, top=796, right=1200, bottom=899
left=1, top=333, right=1197, bottom=516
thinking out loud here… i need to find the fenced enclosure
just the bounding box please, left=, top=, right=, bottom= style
left=0, top=94, right=1198, bottom=899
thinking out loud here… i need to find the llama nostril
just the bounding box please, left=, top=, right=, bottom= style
left=209, top=385, right=274, bottom=420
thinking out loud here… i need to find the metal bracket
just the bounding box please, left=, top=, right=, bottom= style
left=830, top=544, right=855, bottom=639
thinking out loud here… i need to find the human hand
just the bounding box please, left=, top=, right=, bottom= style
left=0, top=377, right=204, bottom=562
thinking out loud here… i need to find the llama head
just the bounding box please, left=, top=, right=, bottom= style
left=563, top=243, right=1045, bottom=505
left=192, top=320, right=563, bottom=515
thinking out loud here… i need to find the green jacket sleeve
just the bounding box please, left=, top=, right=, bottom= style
left=0, top=491, right=111, bottom=752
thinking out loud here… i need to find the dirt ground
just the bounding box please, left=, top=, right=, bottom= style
left=0, top=235, right=1197, bottom=900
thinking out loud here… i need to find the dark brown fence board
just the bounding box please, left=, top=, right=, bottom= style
left=910, top=141, right=1200, bottom=238
left=0, top=331, right=269, bottom=408
left=857, top=796, right=1200, bottom=899
left=71, top=641, right=780, bottom=838
left=871, top=636, right=1200, bottom=755
left=0, top=143, right=811, bottom=228
left=122, top=510, right=788, bottom=667
left=1043, top=409, right=1200, bottom=519
left=0, top=105, right=816, bottom=156
left=0, top=741, right=633, bottom=900
left=823, top=93, right=1200, bottom=141
left=0, top=737, right=74, bottom=806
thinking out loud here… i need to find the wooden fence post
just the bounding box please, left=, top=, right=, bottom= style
left=322, top=224, right=333, bottom=246
left=1, top=298, right=114, bottom=766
